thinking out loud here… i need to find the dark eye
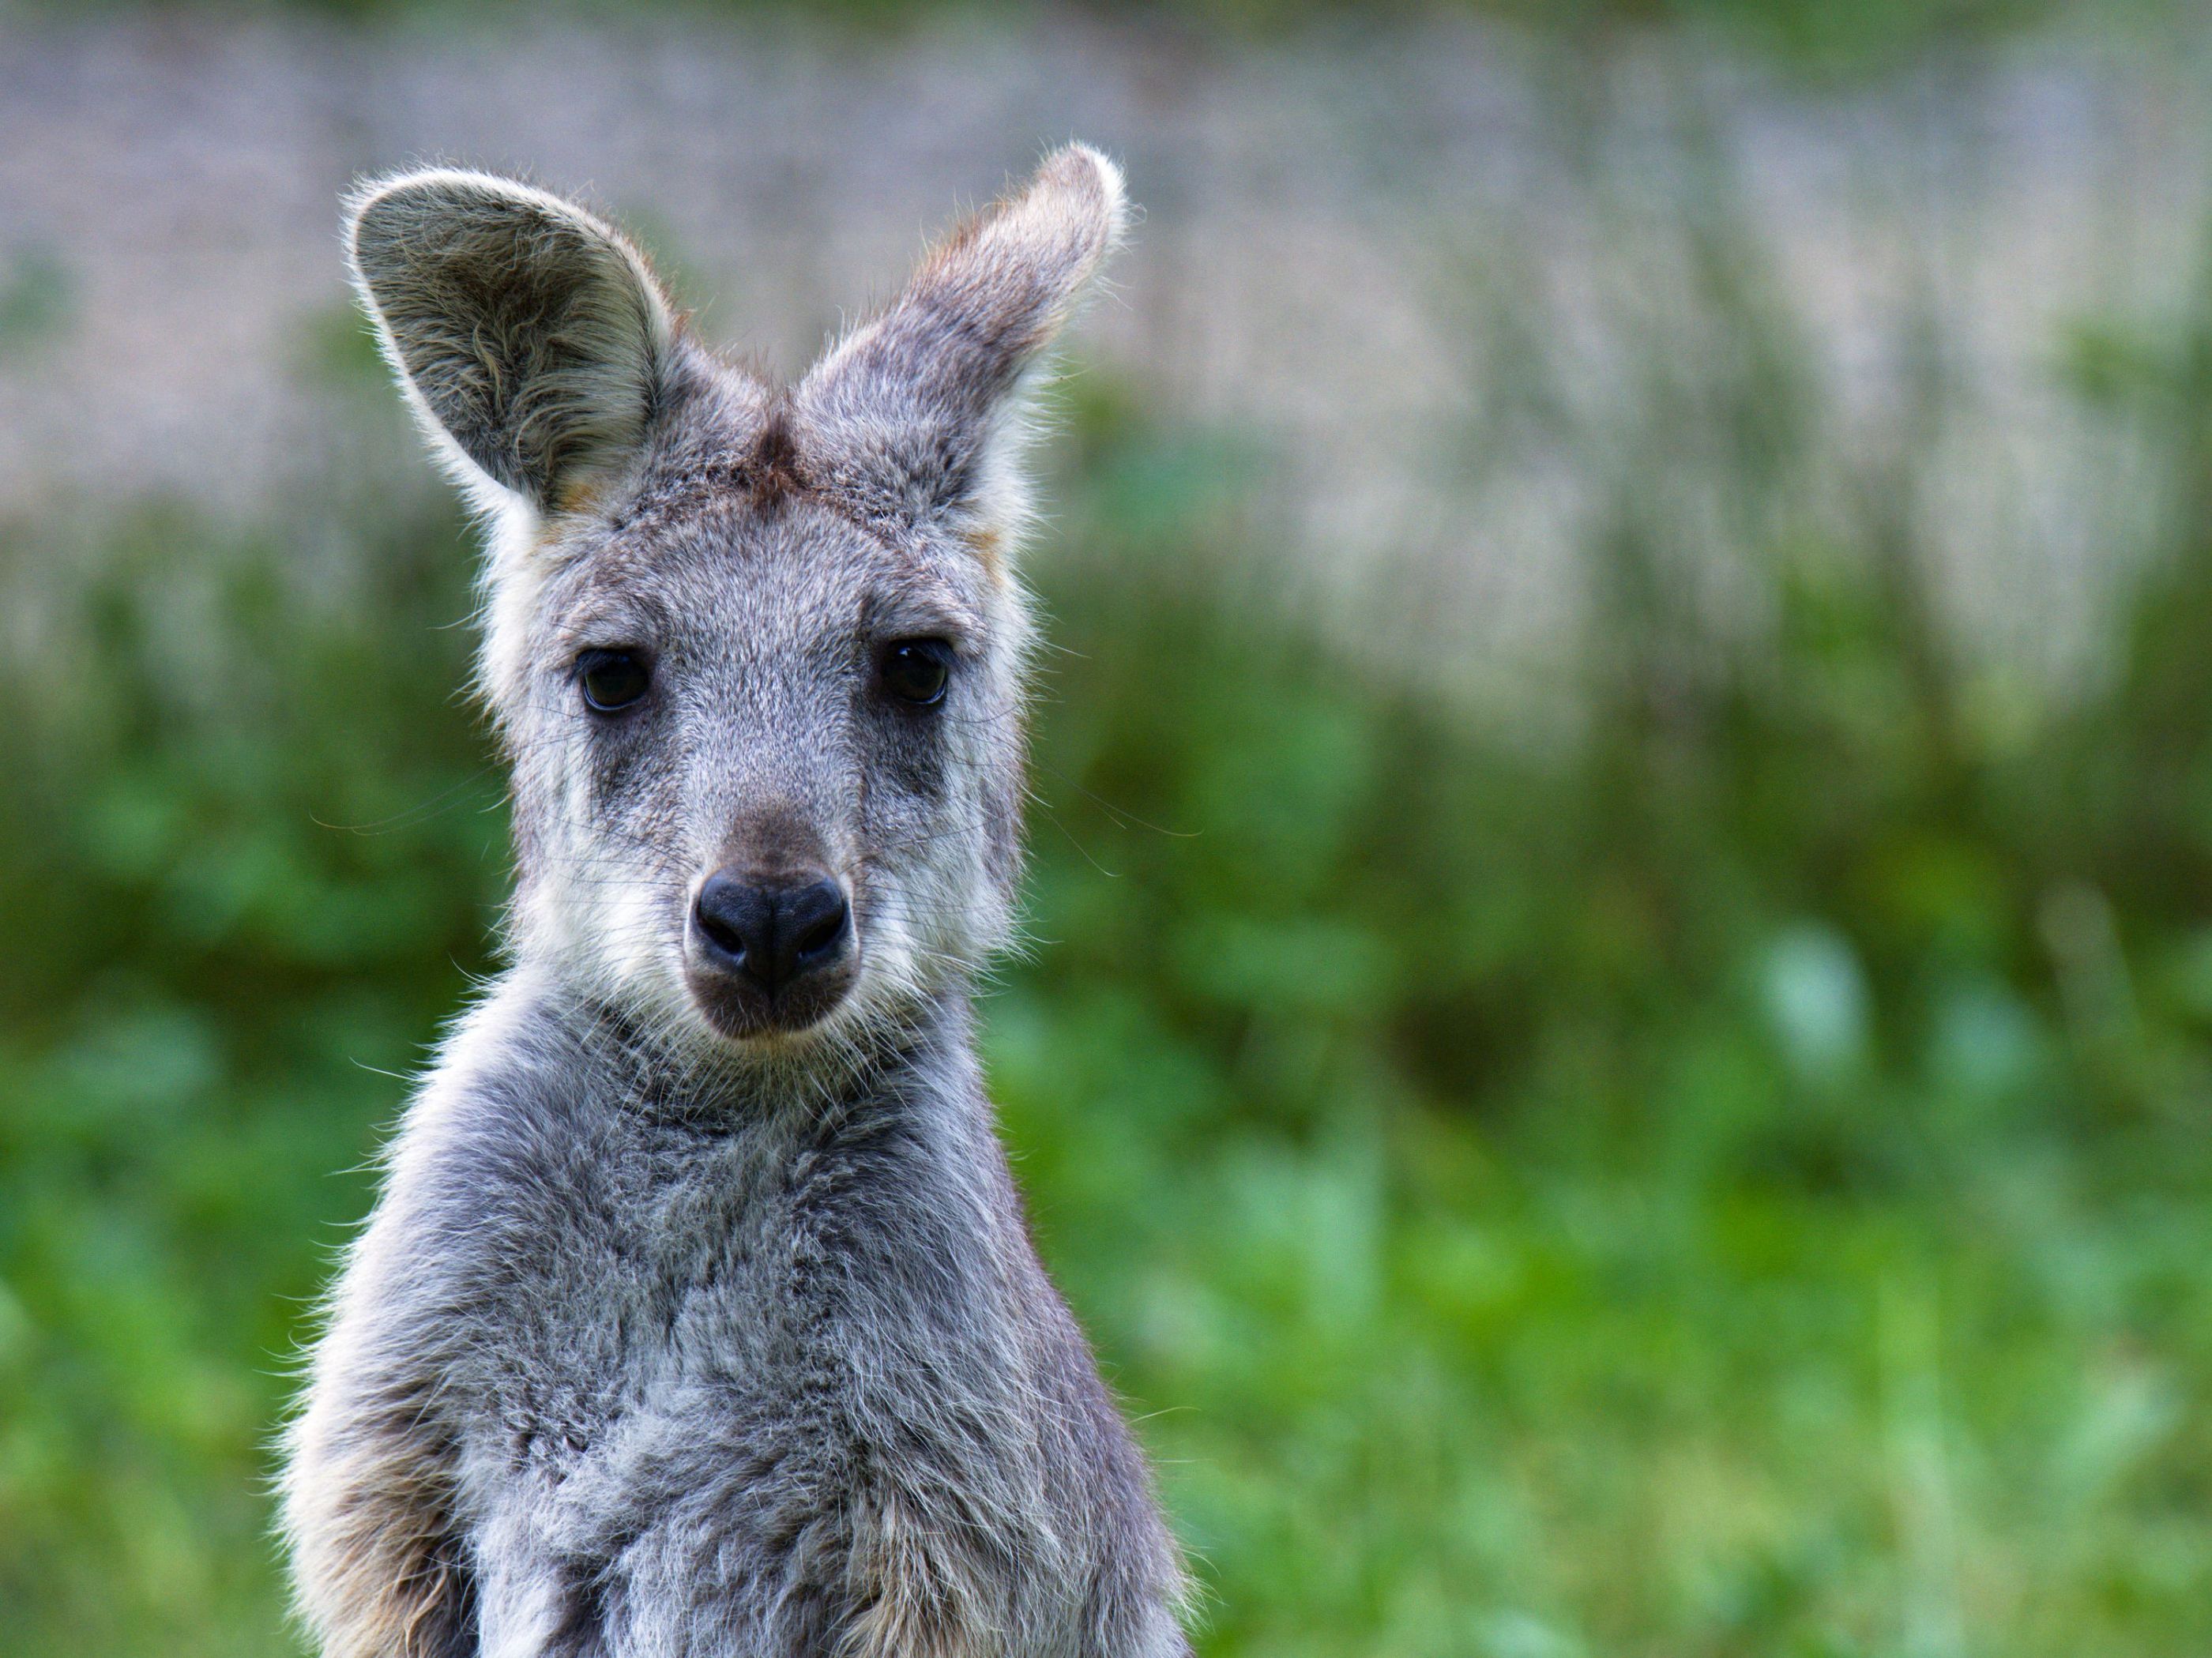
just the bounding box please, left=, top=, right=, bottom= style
left=577, top=649, right=651, bottom=714
left=878, top=638, right=954, bottom=708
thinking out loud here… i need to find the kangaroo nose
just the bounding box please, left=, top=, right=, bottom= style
left=691, top=870, right=852, bottom=998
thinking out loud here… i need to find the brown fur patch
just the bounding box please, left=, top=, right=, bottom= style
left=961, top=524, right=1007, bottom=582
left=554, top=472, right=608, bottom=517
left=292, top=1430, right=473, bottom=1658
left=837, top=1492, right=986, bottom=1658
left=745, top=404, right=807, bottom=511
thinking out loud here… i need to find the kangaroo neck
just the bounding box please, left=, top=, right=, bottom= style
left=536, top=968, right=981, bottom=1135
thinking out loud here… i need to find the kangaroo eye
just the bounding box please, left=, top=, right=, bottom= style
left=878, top=638, right=954, bottom=708
left=577, top=649, right=651, bottom=714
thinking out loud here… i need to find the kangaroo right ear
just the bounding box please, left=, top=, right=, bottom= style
left=346, top=170, right=675, bottom=513
left=796, top=144, right=1128, bottom=543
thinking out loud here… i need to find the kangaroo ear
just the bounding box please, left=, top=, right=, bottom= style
left=347, top=170, right=675, bottom=512
left=798, top=143, right=1128, bottom=540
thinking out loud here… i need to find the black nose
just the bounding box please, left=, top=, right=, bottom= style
left=691, top=869, right=852, bottom=998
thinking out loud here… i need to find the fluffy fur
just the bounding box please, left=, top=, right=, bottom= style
left=281, top=147, right=1187, bottom=1657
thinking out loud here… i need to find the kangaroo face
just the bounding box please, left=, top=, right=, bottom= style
left=504, top=451, right=1028, bottom=1045
left=347, top=151, right=1122, bottom=1051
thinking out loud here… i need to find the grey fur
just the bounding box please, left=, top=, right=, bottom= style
left=281, top=147, right=1189, bottom=1658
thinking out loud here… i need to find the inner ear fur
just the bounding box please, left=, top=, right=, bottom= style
left=348, top=169, right=675, bottom=511
left=796, top=143, right=1130, bottom=537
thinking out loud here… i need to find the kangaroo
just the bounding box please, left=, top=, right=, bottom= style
left=280, top=146, right=1189, bottom=1658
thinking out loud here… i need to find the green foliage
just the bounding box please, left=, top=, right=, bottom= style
left=9, top=295, right=2212, bottom=1655
left=0, top=510, right=503, bottom=1655
left=994, top=393, right=2212, bottom=1652
left=0, top=248, right=75, bottom=360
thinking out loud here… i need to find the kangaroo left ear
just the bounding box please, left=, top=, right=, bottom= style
left=796, top=144, right=1129, bottom=542
left=348, top=169, right=677, bottom=514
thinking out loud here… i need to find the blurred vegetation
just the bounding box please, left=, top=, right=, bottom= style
left=29, top=0, right=2203, bottom=77
left=9, top=333, right=2212, bottom=1653
left=10, top=43, right=2212, bottom=1658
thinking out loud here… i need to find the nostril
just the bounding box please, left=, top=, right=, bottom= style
left=788, top=882, right=851, bottom=968
left=692, top=871, right=767, bottom=973
left=694, top=903, right=747, bottom=961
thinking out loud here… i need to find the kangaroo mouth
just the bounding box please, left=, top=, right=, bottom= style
left=684, top=961, right=856, bottom=1041
left=681, top=921, right=858, bottom=1043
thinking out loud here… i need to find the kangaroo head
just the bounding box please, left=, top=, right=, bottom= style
left=347, top=148, right=1127, bottom=1053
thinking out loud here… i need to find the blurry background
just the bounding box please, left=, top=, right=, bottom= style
left=6, top=1, right=2212, bottom=1652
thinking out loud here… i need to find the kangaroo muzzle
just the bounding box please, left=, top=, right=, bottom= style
left=685, top=862, right=857, bottom=1038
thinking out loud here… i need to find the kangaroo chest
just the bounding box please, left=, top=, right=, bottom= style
left=449, top=1113, right=791, bottom=1471
left=403, top=1069, right=1099, bottom=1656
left=434, top=1115, right=820, bottom=1652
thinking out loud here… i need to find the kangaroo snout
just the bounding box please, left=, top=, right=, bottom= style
left=686, top=865, right=856, bottom=1036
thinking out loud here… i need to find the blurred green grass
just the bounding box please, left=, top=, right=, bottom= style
left=10, top=154, right=2212, bottom=1658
